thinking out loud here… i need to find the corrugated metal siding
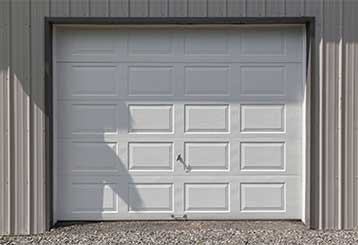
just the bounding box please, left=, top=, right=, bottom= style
left=0, top=0, right=10, bottom=235
left=30, top=0, right=49, bottom=233
left=343, top=0, right=358, bottom=230
left=0, top=0, right=357, bottom=234
left=322, top=0, right=341, bottom=228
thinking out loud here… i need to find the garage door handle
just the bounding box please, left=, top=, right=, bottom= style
left=176, top=154, right=191, bottom=172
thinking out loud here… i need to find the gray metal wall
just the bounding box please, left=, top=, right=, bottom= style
left=0, top=0, right=357, bottom=234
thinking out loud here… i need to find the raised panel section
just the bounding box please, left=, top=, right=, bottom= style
left=60, top=65, right=118, bottom=97
left=69, top=142, right=118, bottom=173
left=72, top=31, right=115, bottom=55
left=128, top=184, right=173, bottom=212
left=184, top=31, right=229, bottom=55
left=185, top=105, right=229, bottom=133
left=240, top=183, right=286, bottom=211
left=184, top=66, right=230, bottom=96
left=69, top=104, right=117, bottom=135
left=184, top=142, right=229, bottom=170
left=70, top=183, right=118, bottom=213
left=128, top=143, right=173, bottom=171
left=128, top=66, right=173, bottom=96
left=240, top=66, right=286, bottom=96
left=240, top=142, right=285, bottom=171
left=57, top=29, right=116, bottom=58
left=128, top=31, right=173, bottom=55
left=241, top=30, right=285, bottom=55
left=241, top=105, right=285, bottom=132
left=129, top=105, right=173, bottom=133
left=184, top=184, right=229, bottom=212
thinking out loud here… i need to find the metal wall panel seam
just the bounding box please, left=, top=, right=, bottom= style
left=351, top=0, right=358, bottom=228
left=107, top=0, right=110, bottom=16
left=323, top=0, right=337, bottom=228
left=110, top=0, right=129, bottom=17
left=355, top=28, right=358, bottom=228
left=149, top=0, right=169, bottom=17
left=350, top=22, right=355, bottom=228
left=25, top=1, right=31, bottom=233
left=5, top=53, right=10, bottom=235
left=0, top=0, right=10, bottom=234
left=30, top=0, right=50, bottom=233
left=11, top=0, right=31, bottom=233
left=130, top=0, right=149, bottom=17
left=29, top=0, right=36, bottom=232
left=343, top=0, right=350, bottom=229
left=342, top=0, right=356, bottom=228
left=353, top=10, right=358, bottom=227
left=319, top=0, right=325, bottom=230
left=337, top=0, right=344, bottom=230
left=7, top=0, right=14, bottom=234
left=342, top=0, right=348, bottom=228
left=188, top=0, right=208, bottom=17
left=227, top=0, right=245, bottom=17
left=0, top=13, right=3, bottom=235
left=284, top=0, right=304, bottom=16
left=329, top=0, right=341, bottom=228
left=69, top=0, right=90, bottom=17
left=168, top=0, right=188, bottom=17
left=304, top=0, right=324, bottom=229
left=50, top=0, right=70, bottom=17
left=245, top=0, right=265, bottom=17
left=265, top=0, right=285, bottom=17
left=27, top=0, right=32, bottom=234
left=207, top=0, right=227, bottom=17
left=89, top=0, right=109, bottom=17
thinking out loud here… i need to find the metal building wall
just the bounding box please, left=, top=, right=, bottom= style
left=0, top=0, right=357, bottom=234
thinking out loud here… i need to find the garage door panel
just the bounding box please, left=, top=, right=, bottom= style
left=128, top=30, right=174, bottom=56
left=285, top=63, right=305, bottom=101
left=128, top=183, right=174, bottom=212
left=184, top=104, right=230, bottom=133
left=240, top=104, right=285, bottom=133
left=70, top=183, right=119, bottom=213
left=59, top=176, right=122, bottom=219
left=238, top=64, right=304, bottom=102
left=240, top=183, right=286, bottom=212
left=56, top=63, right=120, bottom=99
left=240, top=27, right=303, bottom=60
left=58, top=103, right=119, bottom=137
left=238, top=140, right=300, bottom=175
left=127, top=66, right=174, bottom=96
left=240, top=142, right=285, bottom=171
left=59, top=140, right=122, bottom=174
left=238, top=177, right=301, bottom=219
left=241, top=29, right=285, bottom=56
left=240, top=65, right=286, bottom=97
left=184, top=30, right=230, bottom=55
left=55, top=28, right=120, bottom=61
left=128, top=104, right=174, bottom=133
left=124, top=134, right=232, bottom=141
left=184, top=66, right=231, bottom=96
left=128, top=142, right=174, bottom=171
left=55, top=26, right=304, bottom=61
left=184, top=142, right=229, bottom=171
left=184, top=183, right=229, bottom=212
left=75, top=56, right=301, bottom=64
left=55, top=26, right=304, bottom=221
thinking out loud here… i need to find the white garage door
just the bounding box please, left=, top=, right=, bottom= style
left=54, top=25, right=305, bottom=220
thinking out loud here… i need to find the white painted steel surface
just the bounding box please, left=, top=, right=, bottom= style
left=54, top=26, right=305, bottom=220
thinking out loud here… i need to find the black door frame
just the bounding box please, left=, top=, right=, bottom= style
left=45, top=16, right=316, bottom=228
